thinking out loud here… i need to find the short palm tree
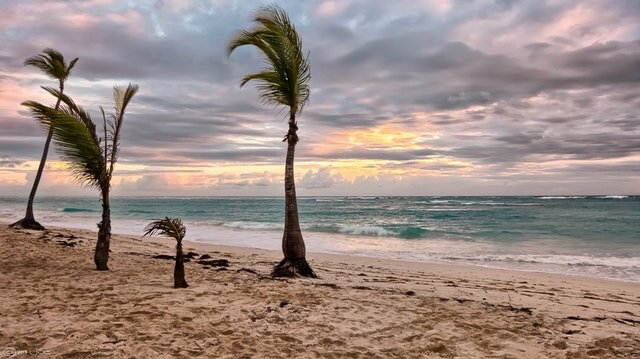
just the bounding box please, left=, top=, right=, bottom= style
left=227, top=5, right=315, bottom=277
left=11, top=49, right=78, bottom=230
left=144, top=217, right=189, bottom=288
left=22, top=84, right=139, bottom=270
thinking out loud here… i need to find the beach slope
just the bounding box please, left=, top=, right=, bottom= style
left=1, top=225, right=639, bottom=358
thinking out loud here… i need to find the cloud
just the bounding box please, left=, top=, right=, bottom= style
left=0, top=0, right=638, bottom=195
left=0, top=155, right=26, bottom=168
left=299, top=167, right=345, bottom=189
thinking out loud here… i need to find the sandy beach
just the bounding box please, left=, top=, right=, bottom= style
left=1, top=223, right=639, bottom=358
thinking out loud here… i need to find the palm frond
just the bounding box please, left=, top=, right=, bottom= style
left=67, top=57, right=79, bottom=75
left=108, top=83, right=138, bottom=176
left=227, top=30, right=278, bottom=63
left=22, top=82, right=137, bottom=191
left=22, top=100, right=105, bottom=188
left=227, top=5, right=310, bottom=115
left=100, top=106, right=109, bottom=165
left=24, top=48, right=77, bottom=82
left=41, top=86, right=96, bottom=135
left=240, top=70, right=289, bottom=106
left=143, top=217, right=186, bottom=242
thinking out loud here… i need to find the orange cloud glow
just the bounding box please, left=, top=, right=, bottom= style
left=317, top=126, right=424, bottom=150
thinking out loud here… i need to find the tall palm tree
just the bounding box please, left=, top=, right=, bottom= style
left=22, top=84, right=139, bottom=270
left=227, top=6, right=315, bottom=278
left=144, top=217, right=189, bottom=288
left=11, top=49, right=78, bottom=230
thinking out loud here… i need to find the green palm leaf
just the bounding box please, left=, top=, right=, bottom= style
left=108, top=84, right=139, bottom=176
left=41, top=87, right=96, bottom=134
left=144, top=217, right=186, bottom=242
left=22, top=84, right=138, bottom=189
left=22, top=100, right=105, bottom=188
left=24, top=48, right=79, bottom=82
left=227, top=5, right=310, bottom=115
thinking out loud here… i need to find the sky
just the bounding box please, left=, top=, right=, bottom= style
left=0, top=0, right=639, bottom=197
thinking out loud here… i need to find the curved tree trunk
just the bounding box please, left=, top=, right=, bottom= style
left=272, top=114, right=316, bottom=278
left=94, top=188, right=111, bottom=270
left=10, top=83, right=64, bottom=231
left=174, top=241, right=188, bottom=288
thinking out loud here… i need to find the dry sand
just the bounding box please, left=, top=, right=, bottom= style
left=1, top=223, right=639, bottom=358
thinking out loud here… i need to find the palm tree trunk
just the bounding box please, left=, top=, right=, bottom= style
left=174, top=241, right=188, bottom=288
left=272, top=114, right=316, bottom=278
left=95, top=187, right=110, bottom=270
left=10, top=87, right=64, bottom=231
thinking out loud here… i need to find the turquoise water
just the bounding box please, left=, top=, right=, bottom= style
left=1, top=196, right=639, bottom=281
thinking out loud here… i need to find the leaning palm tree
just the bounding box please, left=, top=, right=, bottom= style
left=22, top=84, right=139, bottom=270
left=11, top=49, right=78, bottom=230
left=144, top=217, right=189, bottom=288
left=227, top=6, right=315, bottom=277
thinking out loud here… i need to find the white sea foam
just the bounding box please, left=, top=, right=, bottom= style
left=538, top=196, right=587, bottom=199
left=596, top=195, right=628, bottom=199
left=429, top=200, right=451, bottom=204
left=337, top=225, right=396, bottom=237
left=221, top=221, right=282, bottom=230
left=437, top=254, right=640, bottom=268
left=420, top=208, right=476, bottom=211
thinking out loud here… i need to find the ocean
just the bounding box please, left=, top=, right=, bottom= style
left=1, top=195, right=639, bottom=282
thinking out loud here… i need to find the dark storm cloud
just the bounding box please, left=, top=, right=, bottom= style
left=606, top=115, right=640, bottom=132
left=306, top=113, right=395, bottom=128
left=449, top=132, right=640, bottom=164
left=550, top=161, right=640, bottom=175
left=0, top=138, right=43, bottom=158
left=429, top=114, right=478, bottom=126
left=0, top=2, right=242, bottom=82
left=494, top=133, right=543, bottom=145
left=0, top=155, right=26, bottom=168
left=120, top=146, right=284, bottom=165
left=0, top=116, right=43, bottom=137
left=172, top=148, right=283, bottom=162
left=122, top=111, right=267, bottom=147
left=135, top=94, right=263, bottom=115
left=536, top=114, right=587, bottom=124
left=321, top=37, right=640, bottom=111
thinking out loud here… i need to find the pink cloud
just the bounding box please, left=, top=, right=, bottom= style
left=315, top=1, right=345, bottom=18
left=107, top=9, right=146, bottom=36
left=63, top=13, right=99, bottom=29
